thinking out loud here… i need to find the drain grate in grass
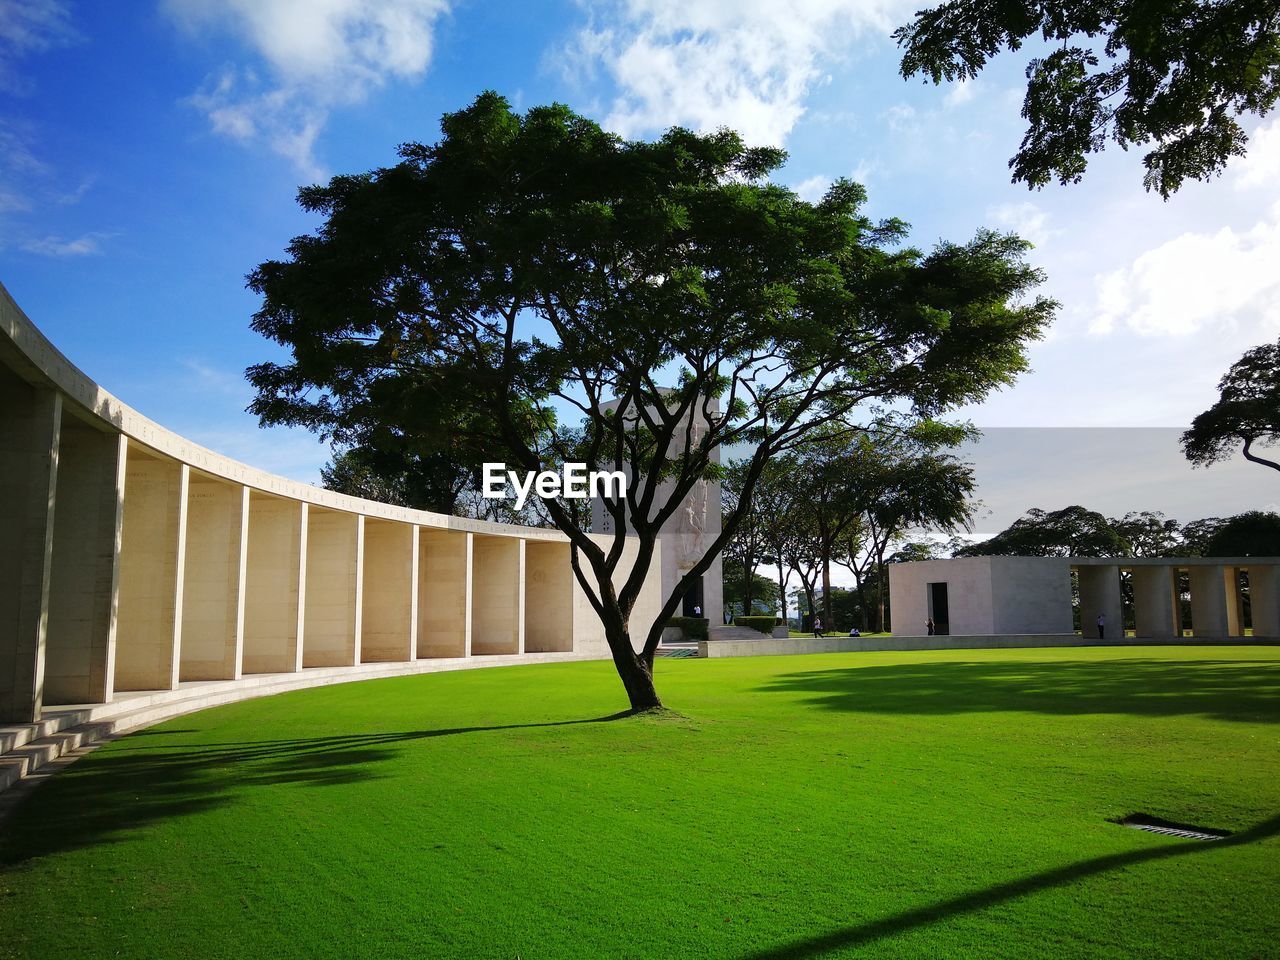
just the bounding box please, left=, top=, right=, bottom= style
left=1115, top=813, right=1232, bottom=841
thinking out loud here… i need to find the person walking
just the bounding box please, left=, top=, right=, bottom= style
left=1096, top=613, right=1106, bottom=640
left=813, top=616, right=824, bottom=638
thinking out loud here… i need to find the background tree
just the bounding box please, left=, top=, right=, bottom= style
left=792, top=428, right=868, bottom=630
left=320, top=445, right=471, bottom=514
left=1202, top=510, right=1280, bottom=555
left=895, top=1, right=1280, bottom=197
left=829, top=423, right=977, bottom=631
left=1109, top=510, right=1184, bottom=557
left=1180, top=516, right=1227, bottom=556
left=1183, top=339, right=1280, bottom=475
left=955, top=505, right=1131, bottom=557
left=246, top=92, right=1054, bottom=711
left=752, top=455, right=804, bottom=624
left=722, top=460, right=767, bottom=619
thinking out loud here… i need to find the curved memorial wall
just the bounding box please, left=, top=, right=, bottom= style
left=0, top=282, right=660, bottom=731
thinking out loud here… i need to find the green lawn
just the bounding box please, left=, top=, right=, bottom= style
left=1, top=647, right=1278, bottom=959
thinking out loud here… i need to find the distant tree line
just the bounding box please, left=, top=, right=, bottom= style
left=957, top=506, right=1280, bottom=559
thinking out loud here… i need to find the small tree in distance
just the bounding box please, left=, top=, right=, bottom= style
left=246, top=92, right=1055, bottom=712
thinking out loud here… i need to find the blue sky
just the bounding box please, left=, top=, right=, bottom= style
left=2, top=0, right=1277, bottom=527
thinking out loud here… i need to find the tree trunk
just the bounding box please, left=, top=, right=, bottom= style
left=875, top=555, right=887, bottom=633
left=607, top=627, right=663, bottom=712
left=777, top=567, right=787, bottom=622
left=821, top=548, right=833, bottom=629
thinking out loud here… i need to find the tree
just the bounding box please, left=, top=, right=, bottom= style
left=895, top=2, right=1280, bottom=197
left=752, top=455, right=804, bottom=623
left=724, top=572, right=780, bottom=619
left=1109, top=510, right=1183, bottom=557
left=246, top=92, right=1054, bottom=711
left=320, top=445, right=471, bottom=514
left=1202, top=510, right=1280, bottom=555
left=1183, top=339, right=1280, bottom=475
left=722, top=460, right=767, bottom=618
left=856, top=429, right=978, bottom=630
left=957, top=505, right=1131, bottom=557
left=1180, top=516, right=1227, bottom=556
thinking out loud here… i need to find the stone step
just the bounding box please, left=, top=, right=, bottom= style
left=0, top=721, right=115, bottom=795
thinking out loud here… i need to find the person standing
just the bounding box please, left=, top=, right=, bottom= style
left=926, top=617, right=935, bottom=636
left=1096, top=613, right=1106, bottom=640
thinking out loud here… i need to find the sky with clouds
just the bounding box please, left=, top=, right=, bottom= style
left=0, top=0, right=1276, bottom=528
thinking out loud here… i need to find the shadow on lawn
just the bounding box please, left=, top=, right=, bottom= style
left=743, top=811, right=1280, bottom=960
left=0, top=712, right=632, bottom=867
left=759, top=658, right=1280, bottom=722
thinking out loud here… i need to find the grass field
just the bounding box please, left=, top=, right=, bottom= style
left=1, top=646, right=1278, bottom=959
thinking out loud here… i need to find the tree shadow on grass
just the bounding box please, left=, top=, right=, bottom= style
left=0, top=711, right=633, bottom=868
left=758, top=658, right=1280, bottom=722
left=742, top=812, right=1280, bottom=959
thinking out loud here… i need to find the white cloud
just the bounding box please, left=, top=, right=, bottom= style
left=1091, top=215, right=1280, bottom=337
left=881, top=102, right=918, bottom=134
left=1234, top=117, right=1280, bottom=189
left=792, top=174, right=830, bottom=202
left=0, top=0, right=77, bottom=93
left=564, top=0, right=911, bottom=146
left=943, top=77, right=977, bottom=107
left=165, top=0, right=450, bottom=177
left=21, top=232, right=110, bottom=256
left=986, top=201, right=1052, bottom=248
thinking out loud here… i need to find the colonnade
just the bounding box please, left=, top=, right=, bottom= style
left=1074, top=559, right=1275, bottom=640
left=0, top=284, right=611, bottom=727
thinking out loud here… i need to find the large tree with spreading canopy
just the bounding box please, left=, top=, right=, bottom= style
left=246, top=92, right=1055, bottom=711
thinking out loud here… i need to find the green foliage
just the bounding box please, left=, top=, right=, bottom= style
left=733, top=615, right=777, bottom=635
left=896, top=2, right=1280, bottom=197
left=1109, top=510, right=1185, bottom=557
left=1183, top=339, right=1280, bottom=475
left=1, top=652, right=1278, bottom=959
left=962, top=506, right=1280, bottom=559
left=1202, top=510, right=1280, bottom=556
left=665, top=617, right=709, bottom=641
left=320, top=445, right=472, bottom=514
left=723, top=571, right=779, bottom=617
left=956, top=505, right=1131, bottom=557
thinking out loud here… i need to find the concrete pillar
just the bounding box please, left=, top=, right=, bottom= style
left=242, top=492, right=305, bottom=674
left=114, top=448, right=187, bottom=692
left=1076, top=564, right=1123, bottom=642
left=417, top=528, right=469, bottom=658
left=0, top=381, right=60, bottom=723
left=1250, top=564, right=1280, bottom=638
left=179, top=475, right=245, bottom=681
left=360, top=519, right=415, bottom=662
left=472, top=535, right=520, bottom=655
left=1133, top=565, right=1179, bottom=639
left=1224, top=566, right=1245, bottom=638
left=45, top=423, right=126, bottom=705
left=1189, top=564, right=1230, bottom=638
left=302, top=508, right=360, bottom=667
left=525, top=540, right=574, bottom=652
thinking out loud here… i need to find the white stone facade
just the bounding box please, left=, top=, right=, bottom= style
left=889, top=555, right=1278, bottom=639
